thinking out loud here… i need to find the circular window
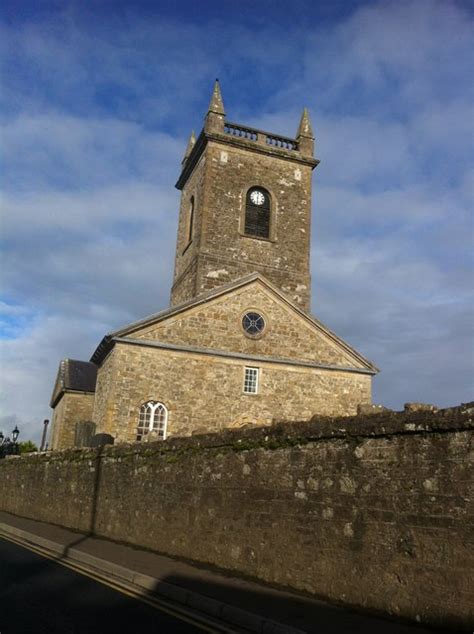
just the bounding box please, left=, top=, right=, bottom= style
left=242, top=312, right=266, bottom=337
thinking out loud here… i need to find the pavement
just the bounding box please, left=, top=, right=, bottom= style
left=0, top=511, right=439, bottom=634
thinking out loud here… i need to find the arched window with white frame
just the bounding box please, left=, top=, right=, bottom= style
left=136, top=401, right=168, bottom=441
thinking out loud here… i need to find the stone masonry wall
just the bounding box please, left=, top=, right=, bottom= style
left=134, top=283, right=368, bottom=369
left=93, top=342, right=371, bottom=441
left=171, top=152, right=207, bottom=305
left=196, top=254, right=309, bottom=307
left=91, top=348, right=116, bottom=434
left=50, top=392, right=95, bottom=450
left=1, top=406, right=472, bottom=629
left=196, top=139, right=312, bottom=310
left=171, top=137, right=314, bottom=310
left=171, top=256, right=199, bottom=307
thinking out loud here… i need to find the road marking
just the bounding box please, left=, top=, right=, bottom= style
left=0, top=534, right=242, bottom=634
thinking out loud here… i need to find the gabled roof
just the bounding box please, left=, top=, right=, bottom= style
left=50, top=359, right=97, bottom=408
left=90, top=273, right=378, bottom=374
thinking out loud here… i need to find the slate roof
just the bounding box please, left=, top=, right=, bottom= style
left=50, top=359, right=97, bottom=408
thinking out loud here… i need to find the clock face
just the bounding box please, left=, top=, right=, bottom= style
left=250, top=190, right=265, bottom=206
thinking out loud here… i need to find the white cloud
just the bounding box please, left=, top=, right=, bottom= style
left=1, top=113, right=183, bottom=192
left=0, top=314, right=103, bottom=444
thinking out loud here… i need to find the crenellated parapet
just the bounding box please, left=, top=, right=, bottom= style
left=178, top=79, right=318, bottom=190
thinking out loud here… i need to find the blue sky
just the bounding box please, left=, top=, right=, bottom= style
left=1, top=0, right=473, bottom=443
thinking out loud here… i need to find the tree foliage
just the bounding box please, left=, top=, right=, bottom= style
left=18, top=440, right=38, bottom=454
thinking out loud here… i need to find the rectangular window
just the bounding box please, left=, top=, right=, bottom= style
left=243, top=367, right=259, bottom=394
left=188, top=197, right=194, bottom=243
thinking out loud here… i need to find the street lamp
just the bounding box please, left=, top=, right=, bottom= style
left=0, top=426, right=20, bottom=458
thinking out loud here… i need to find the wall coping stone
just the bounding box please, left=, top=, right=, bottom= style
left=3, top=403, right=472, bottom=466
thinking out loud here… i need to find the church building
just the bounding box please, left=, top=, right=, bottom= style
left=49, top=81, right=378, bottom=450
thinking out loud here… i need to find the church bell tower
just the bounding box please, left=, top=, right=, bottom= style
left=170, top=80, right=319, bottom=312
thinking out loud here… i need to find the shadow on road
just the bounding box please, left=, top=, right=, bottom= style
left=145, top=572, right=446, bottom=634
left=0, top=536, right=200, bottom=633
left=1, top=534, right=445, bottom=634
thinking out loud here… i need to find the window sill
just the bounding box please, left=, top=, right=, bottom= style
left=239, top=232, right=276, bottom=244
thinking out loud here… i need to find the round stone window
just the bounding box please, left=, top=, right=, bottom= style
left=242, top=311, right=266, bottom=337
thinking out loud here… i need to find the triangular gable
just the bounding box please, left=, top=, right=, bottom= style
left=91, top=274, right=377, bottom=373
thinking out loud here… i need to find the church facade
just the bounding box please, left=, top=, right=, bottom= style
left=49, top=81, right=378, bottom=450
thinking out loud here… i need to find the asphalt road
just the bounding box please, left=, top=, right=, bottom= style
left=0, top=537, right=210, bottom=634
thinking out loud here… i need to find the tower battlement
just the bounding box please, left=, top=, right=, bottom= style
left=171, top=80, right=319, bottom=310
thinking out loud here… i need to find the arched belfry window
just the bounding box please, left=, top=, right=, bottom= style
left=137, top=401, right=168, bottom=441
left=188, top=196, right=195, bottom=243
left=245, top=187, right=271, bottom=238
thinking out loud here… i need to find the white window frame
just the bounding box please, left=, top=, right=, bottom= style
left=243, top=367, right=259, bottom=394
left=137, top=401, right=168, bottom=441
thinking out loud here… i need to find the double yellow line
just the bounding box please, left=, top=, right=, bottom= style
left=1, top=533, right=242, bottom=633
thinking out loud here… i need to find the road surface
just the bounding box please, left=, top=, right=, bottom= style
left=0, top=537, right=220, bottom=634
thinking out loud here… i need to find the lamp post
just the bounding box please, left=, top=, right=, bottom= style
left=40, top=419, right=49, bottom=452
left=0, top=426, right=20, bottom=458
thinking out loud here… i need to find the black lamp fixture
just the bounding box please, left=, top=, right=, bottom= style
left=0, top=425, right=20, bottom=458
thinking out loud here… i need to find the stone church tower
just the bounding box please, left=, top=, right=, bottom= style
left=171, top=80, right=318, bottom=311
left=49, top=81, right=378, bottom=450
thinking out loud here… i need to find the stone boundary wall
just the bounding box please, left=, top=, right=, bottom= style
left=1, top=405, right=473, bottom=629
